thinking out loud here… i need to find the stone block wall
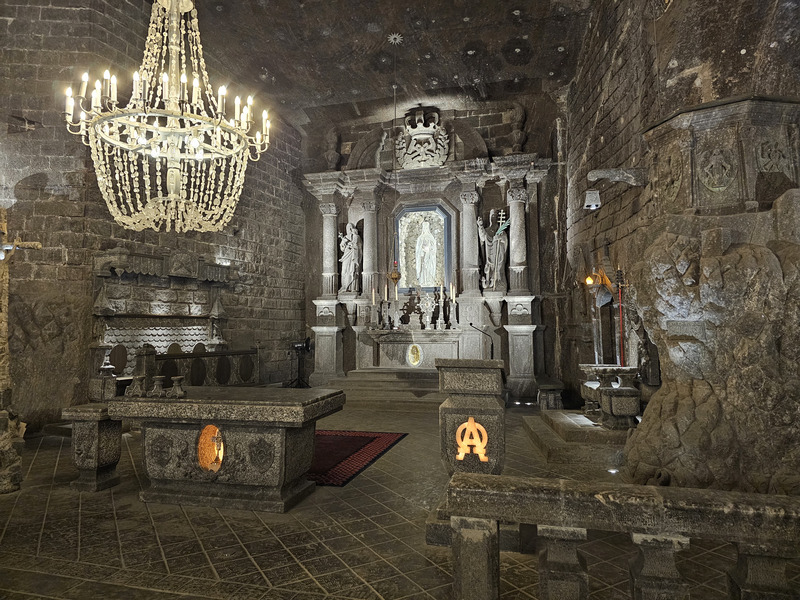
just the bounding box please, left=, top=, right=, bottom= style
left=0, top=1, right=306, bottom=428
left=563, top=0, right=800, bottom=492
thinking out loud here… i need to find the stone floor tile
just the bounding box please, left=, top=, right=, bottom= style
left=369, top=574, right=424, bottom=599
left=351, top=559, right=403, bottom=583
left=315, top=568, right=370, bottom=595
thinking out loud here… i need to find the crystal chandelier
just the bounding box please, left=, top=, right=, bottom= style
left=64, top=0, right=270, bottom=233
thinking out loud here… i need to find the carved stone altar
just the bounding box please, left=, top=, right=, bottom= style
left=108, top=386, right=345, bottom=512
left=304, top=124, right=557, bottom=401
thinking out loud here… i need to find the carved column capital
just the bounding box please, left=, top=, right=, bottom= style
left=507, top=187, right=528, bottom=205
left=460, top=191, right=480, bottom=206
left=361, top=200, right=378, bottom=212
left=319, top=203, right=339, bottom=216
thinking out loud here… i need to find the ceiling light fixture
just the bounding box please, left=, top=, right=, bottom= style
left=63, top=0, right=270, bottom=233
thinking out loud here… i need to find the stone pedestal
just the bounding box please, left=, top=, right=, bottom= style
left=630, top=533, right=690, bottom=600
left=504, top=324, right=538, bottom=401
left=437, top=359, right=506, bottom=476
left=108, top=387, right=345, bottom=512
left=62, top=403, right=122, bottom=492
left=580, top=364, right=641, bottom=429
left=311, top=299, right=344, bottom=387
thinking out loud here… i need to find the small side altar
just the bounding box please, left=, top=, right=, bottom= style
left=108, top=386, right=345, bottom=512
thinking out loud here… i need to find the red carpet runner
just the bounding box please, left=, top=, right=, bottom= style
left=308, top=430, right=408, bottom=486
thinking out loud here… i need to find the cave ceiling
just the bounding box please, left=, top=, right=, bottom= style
left=188, top=0, right=592, bottom=133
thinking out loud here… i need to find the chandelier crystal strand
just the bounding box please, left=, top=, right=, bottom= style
left=64, top=0, right=270, bottom=233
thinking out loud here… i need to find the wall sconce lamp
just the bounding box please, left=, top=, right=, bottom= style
left=584, top=189, right=601, bottom=210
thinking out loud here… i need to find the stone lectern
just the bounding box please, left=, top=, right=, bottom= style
left=436, top=358, right=506, bottom=476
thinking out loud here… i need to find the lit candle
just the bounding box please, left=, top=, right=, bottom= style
left=132, top=71, right=140, bottom=99
left=192, top=77, right=200, bottom=104
left=180, top=73, right=187, bottom=102
left=234, top=95, right=241, bottom=122
left=162, top=72, right=169, bottom=94
left=395, top=284, right=398, bottom=301
left=240, top=106, right=248, bottom=129
left=440, top=282, right=444, bottom=298
left=79, top=72, right=89, bottom=98
left=262, top=110, right=268, bottom=135
left=372, top=287, right=375, bottom=305
left=65, top=87, right=73, bottom=116
left=384, top=282, right=388, bottom=300
left=218, top=85, right=226, bottom=115
left=256, top=131, right=262, bottom=144
left=79, top=111, right=86, bottom=135
left=92, top=81, right=101, bottom=110
left=266, top=119, right=270, bottom=143
left=451, top=282, right=455, bottom=300
left=110, top=75, right=117, bottom=103
left=103, top=69, right=110, bottom=97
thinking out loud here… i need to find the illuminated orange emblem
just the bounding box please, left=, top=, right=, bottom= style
left=455, top=417, right=489, bottom=462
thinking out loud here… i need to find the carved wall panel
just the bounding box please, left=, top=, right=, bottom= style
left=693, top=127, right=742, bottom=212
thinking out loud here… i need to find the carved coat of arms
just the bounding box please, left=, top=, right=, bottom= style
left=395, top=108, right=449, bottom=169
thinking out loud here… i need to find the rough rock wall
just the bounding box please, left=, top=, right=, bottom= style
left=0, top=1, right=306, bottom=428
left=565, top=0, right=800, bottom=492
left=626, top=196, right=800, bottom=494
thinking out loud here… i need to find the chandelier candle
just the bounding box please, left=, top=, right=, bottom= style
left=64, top=0, right=270, bottom=233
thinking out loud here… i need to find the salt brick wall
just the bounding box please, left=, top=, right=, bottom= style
left=0, top=1, right=306, bottom=428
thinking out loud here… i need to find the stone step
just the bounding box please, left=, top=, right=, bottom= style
left=523, top=414, right=624, bottom=466
left=329, top=368, right=444, bottom=412
left=539, top=410, right=629, bottom=445
left=342, top=391, right=445, bottom=412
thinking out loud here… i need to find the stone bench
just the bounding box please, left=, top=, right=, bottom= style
left=61, top=403, right=121, bottom=492
left=447, top=472, right=800, bottom=600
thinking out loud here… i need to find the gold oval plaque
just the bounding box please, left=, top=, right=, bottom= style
left=407, top=343, right=423, bottom=367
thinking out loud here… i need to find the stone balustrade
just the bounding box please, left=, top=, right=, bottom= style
left=447, top=472, right=800, bottom=600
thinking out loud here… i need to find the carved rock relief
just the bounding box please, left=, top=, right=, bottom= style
left=624, top=228, right=800, bottom=494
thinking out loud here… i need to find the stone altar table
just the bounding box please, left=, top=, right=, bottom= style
left=108, top=387, right=345, bottom=512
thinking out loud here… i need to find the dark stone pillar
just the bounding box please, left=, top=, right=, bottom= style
left=538, top=525, right=588, bottom=600
left=451, top=516, right=499, bottom=600
left=629, top=533, right=690, bottom=600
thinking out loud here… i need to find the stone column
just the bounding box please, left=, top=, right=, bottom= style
left=451, top=516, right=499, bottom=600
left=506, top=186, right=530, bottom=294
left=630, top=533, right=690, bottom=600
left=728, top=543, right=798, bottom=600
left=319, top=203, right=339, bottom=297
left=459, top=191, right=481, bottom=295
left=538, top=525, right=588, bottom=600
left=361, top=200, right=378, bottom=298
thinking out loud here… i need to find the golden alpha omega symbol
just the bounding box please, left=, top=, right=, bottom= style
left=456, top=417, right=489, bottom=462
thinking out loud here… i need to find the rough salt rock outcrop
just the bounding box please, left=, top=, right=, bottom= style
left=624, top=197, right=800, bottom=495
